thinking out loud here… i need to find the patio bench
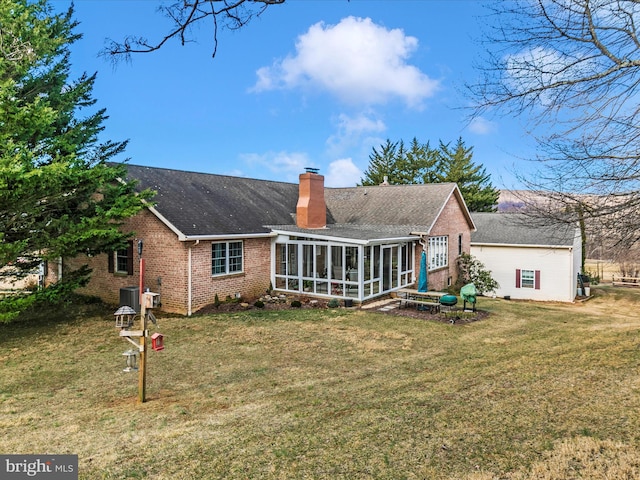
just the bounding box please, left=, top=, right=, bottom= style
left=398, top=297, right=440, bottom=313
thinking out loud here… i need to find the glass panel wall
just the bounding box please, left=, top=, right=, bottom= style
left=273, top=238, right=414, bottom=301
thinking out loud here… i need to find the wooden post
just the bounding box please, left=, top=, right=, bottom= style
left=138, top=295, right=147, bottom=403
left=138, top=258, right=147, bottom=404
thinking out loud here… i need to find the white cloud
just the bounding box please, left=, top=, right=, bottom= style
left=326, top=111, right=386, bottom=155
left=325, top=158, right=362, bottom=187
left=251, top=16, right=439, bottom=108
left=337, top=112, right=386, bottom=137
left=467, top=116, right=496, bottom=135
left=240, top=151, right=313, bottom=183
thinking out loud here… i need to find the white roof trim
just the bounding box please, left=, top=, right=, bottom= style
left=471, top=241, right=573, bottom=249
left=147, top=205, right=185, bottom=239
left=270, top=228, right=418, bottom=245
left=432, top=184, right=477, bottom=233
left=182, top=232, right=276, bottom=241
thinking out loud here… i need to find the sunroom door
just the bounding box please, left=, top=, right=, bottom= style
left=382, top=246, right=399, bottom=292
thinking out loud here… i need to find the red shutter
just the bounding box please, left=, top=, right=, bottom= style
left=535, top=270, right=541, bottom=290
left=126, top=240, right=134, bottom=276
left=108, top=251, right=114, bottom=273
left=515, top=269, right=521, bottom=288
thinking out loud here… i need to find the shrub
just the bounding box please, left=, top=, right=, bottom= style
left=327, top=298, right=340, bottom=308
left=456, top=253, right=499, bottom=295
left=291, top=300, right=302, bottom=308
left=254, top=300, right=265, bottom=308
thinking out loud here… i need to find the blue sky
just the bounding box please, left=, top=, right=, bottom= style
left=62, top=0, right=537, bottom=188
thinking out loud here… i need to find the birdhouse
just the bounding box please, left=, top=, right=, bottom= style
left=114, top=305, right=136, bottom=328
left=151, top=333, right=164, bottom=352
left=142, top=292, right=160, bottom=309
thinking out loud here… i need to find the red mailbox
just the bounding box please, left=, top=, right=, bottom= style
left=151, top=333, right=164, bottom=351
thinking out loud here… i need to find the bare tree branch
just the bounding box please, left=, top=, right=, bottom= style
left=470, top=0, right=640, bottom=261
left=101, top=0, right=285, bottom=61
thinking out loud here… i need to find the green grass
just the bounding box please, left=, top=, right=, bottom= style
left=1, top=287, right=640, bottom=479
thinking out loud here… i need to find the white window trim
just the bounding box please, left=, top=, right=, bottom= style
left=521, top=269, right=535, bottom=289
left=428, top=236, right=448, bottom=271
left=212, top=240, right=244, bottom=276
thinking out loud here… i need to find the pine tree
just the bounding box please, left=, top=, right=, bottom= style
left=436, top=138, right=499, bottom=212
left=0, top=1, right=151, bottom=283
left=360, top=137, right=438, bottom=186
left=359, top=139, right=401, bottom=186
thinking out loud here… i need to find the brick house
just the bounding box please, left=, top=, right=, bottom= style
left=55, top=164, right=476, bottom=314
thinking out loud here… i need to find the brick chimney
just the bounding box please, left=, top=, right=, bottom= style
left=296, top=168, right=326, bottom=229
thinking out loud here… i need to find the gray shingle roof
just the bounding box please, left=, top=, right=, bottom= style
left=325, top=183, right=459, bottom=227
left=122, top=164, right=472, bottom=241
left=124, top=164, right=299, bottom=236
left=471, top=213, right=577, bottom=247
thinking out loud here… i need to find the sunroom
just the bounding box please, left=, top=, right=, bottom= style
left=270, top=226, right=422, bottom=302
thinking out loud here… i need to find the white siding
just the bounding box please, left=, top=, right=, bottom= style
left=470, top=244, right=577, bottom=302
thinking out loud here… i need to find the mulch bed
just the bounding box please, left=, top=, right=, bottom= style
left=195, top=294, right=489, bottom=325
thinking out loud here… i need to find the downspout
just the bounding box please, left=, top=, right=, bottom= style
left=419, top=236, right=427, bottom=252
left=188, top=240, right=200, bottom=316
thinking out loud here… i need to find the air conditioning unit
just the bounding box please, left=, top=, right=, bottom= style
left=119, top=286, right=140, bottom=313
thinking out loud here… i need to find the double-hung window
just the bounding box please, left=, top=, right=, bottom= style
left=108, top=240, right=133, bottom=276
left=428, top=236, right=448, bottom=270
left=212, top=241, right=243, bottom=276
left=116, top=248, right=130, bottom=274
left=516, top=269, right=540, bottom=289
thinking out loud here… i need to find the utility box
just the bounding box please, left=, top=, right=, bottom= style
left=120, top=286, right=140, bottom=313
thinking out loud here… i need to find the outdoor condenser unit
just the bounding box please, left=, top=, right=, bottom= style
left=119, top=286, right=140, bottom=313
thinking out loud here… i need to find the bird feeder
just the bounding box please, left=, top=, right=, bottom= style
left=151, top=333, right=164, bottom=352
left=114, top=305, right=137, bottom=328
left=142, top=291, right=160, bottom=309
left=122, top=349, right=138, bottom=372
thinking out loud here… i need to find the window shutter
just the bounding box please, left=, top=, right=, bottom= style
left=515, top=269, right=521, bottom=288
left=535, top=270, right=541, bottom=290
left=127, top=240, right=134, bottom=276
left=108, top=251, right=114, bottom=273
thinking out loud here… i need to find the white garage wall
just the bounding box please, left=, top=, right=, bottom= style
left=470, top=244, right=576, bottom=302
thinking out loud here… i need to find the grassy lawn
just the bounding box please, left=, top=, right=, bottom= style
left=2, top=286, right=640, bottom=479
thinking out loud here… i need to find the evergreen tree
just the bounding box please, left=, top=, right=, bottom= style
left=0, top=1, right=151, bottom=284
left=436, top=138, right=499, bottom=212
left=359, top=139, right=401, bottom=186
left=397, top=137, right=439, bottom=185
left=360, top=137, right=438, bottom=186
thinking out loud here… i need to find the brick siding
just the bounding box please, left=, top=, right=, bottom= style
left=59, top=209, right=272, bottom=315
left=413, top=192, right=472, bottom=290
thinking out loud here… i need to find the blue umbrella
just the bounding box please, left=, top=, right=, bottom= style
left=418, top=251, right=428, bottom=292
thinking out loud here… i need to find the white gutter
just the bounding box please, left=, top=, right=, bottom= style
left=471, top=241, right=573, bottom=249
left=187, top=240, right=199, bottom=316
left=270, top=229, right=418, bottom=245
left=180, top=232, right=276, bottom=241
